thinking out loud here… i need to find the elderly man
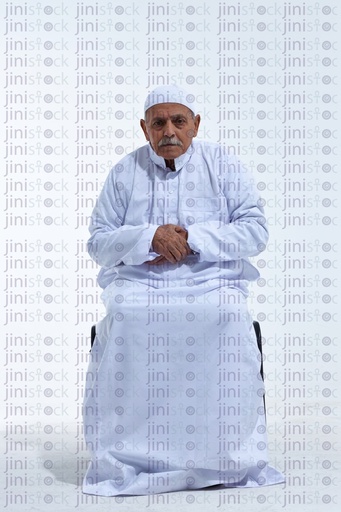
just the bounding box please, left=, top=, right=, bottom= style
left=82, top=85, right=284, bottom=496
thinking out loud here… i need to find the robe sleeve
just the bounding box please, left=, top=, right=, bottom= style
left=87, top=166, right=158, bottom=267
left=186, top=156, right=269, bottom=262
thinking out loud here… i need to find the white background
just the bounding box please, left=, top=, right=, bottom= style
left=1, top=1, right=340, bottom=510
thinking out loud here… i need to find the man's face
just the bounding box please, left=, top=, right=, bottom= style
left=140, top=103, right=200, bottom=159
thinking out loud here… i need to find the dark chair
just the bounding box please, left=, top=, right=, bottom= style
left=90, top=324, right=97, bottom=350
left=90, top=321, right=266, bottom=414
left=90, top=321, right=264, bottom=379
left=253, top=320, right=264, bottom=381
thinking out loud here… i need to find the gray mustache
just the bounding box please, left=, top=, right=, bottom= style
left=158, top=137, right=183, bottom=148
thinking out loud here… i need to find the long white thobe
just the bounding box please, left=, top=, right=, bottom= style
left=82, top=140, right=284, bottom=495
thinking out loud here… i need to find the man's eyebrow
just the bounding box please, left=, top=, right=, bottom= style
left=151, top=114, right=187, bottom=121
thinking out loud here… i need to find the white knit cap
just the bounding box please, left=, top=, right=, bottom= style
left=144, top=85, right=197, bottom=115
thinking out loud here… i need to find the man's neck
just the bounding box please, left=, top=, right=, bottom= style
left=164, top=159, right=176, bottom=171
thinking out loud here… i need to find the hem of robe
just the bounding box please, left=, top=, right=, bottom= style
left=82, top=464, right=284, bottom=496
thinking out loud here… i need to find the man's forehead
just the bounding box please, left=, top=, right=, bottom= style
left=146, top=103, right=193, bottom=120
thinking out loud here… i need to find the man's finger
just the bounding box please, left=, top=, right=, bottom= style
left=146, top=255, right=166, bottom=265
left=147, top=256, right=168, bottom=265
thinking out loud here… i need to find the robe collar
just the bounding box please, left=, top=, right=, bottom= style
left=148, top=143, right=193, bottom=172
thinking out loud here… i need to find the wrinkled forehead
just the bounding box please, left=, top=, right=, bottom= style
left=145, top=103, right=194, bottom=121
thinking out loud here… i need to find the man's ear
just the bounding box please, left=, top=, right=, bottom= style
left=193, top=114, right=201, bottom=137
left=140, top=119, right=150, bottom=141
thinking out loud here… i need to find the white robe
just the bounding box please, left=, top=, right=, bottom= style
left=82, top=141, right=284, bottom=495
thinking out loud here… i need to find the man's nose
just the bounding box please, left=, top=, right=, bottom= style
left=163, top=120, right=175, bottom=137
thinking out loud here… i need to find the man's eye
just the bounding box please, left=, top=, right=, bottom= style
left=175, top=119, right=185, bottom=124
left=153, top=121, right=163, bottom=127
